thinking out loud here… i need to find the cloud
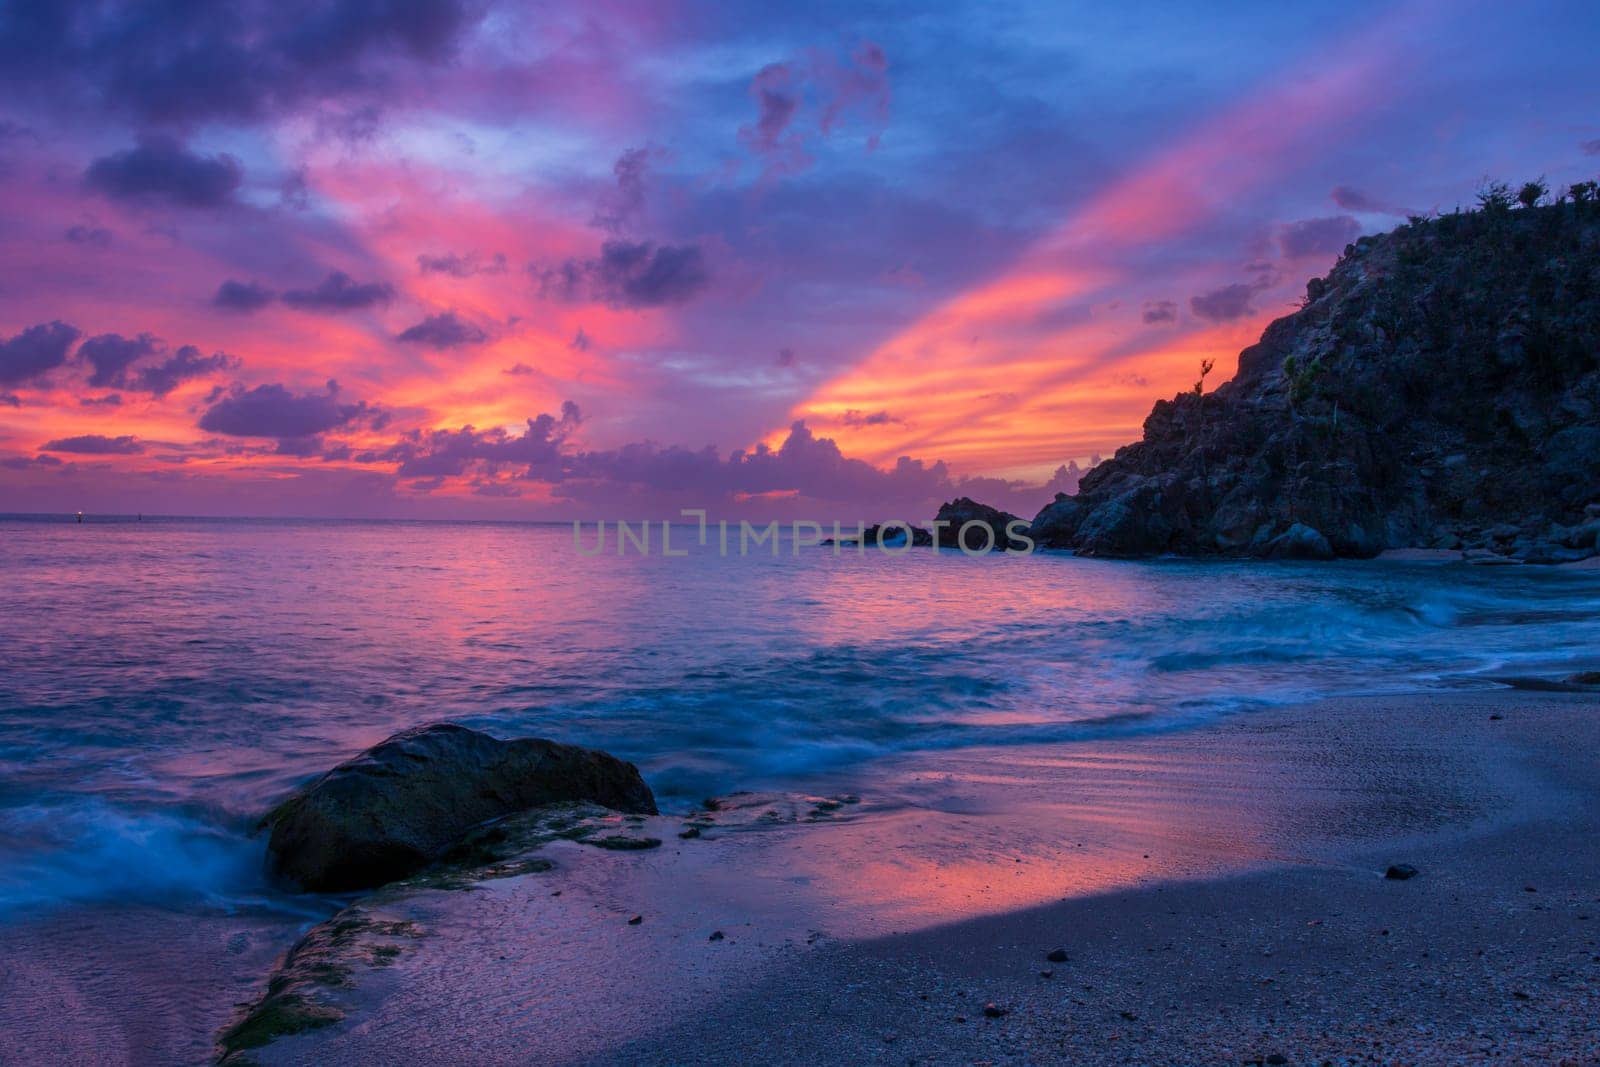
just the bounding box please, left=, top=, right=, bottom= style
left=64, top=222, right=112, bottom=247
left=502, top=363, right=535, bottom=376
left=396, top=311, right=488, bottom=348
left=2, top=454, right=63, bottom=469
left=0, top=320, right=81, bottom=385
left=212, top=279, right=276, bottom=312
left=1330, top=185, right=1391, bottom=213
left=281, top=271, right=395, bottom=312
left=79, top=332, right=160, bottom=387
left=78, top=333, right=236, bottom=395
left=0, top=0, right=480, bottom=124
left=42, top=434, right=144, bottom=455
left=591, top=147, right=653, bottom=234
left=1277, top=215, right=1360, bottom=258
left=1141, top=300, right=1177, bottom=324
left=1582, top=140, right=1600, bottom=156
left=84, top=136, right=241, bottom=208
left=541, top=241, right=710, bottom=308
left=385, top=402, right=582, bottom=478
left=840, top=409, right=902, bottom=428
left=417, top=251, right=507, bottom=277
left=80, top=393, right=122, bottom=407
left=740, top=43, right=890, bottom=176
left=136, top=345, right=239, bottom=397
left=199, top=381, right=367, bottom=439
left=1189, top=283, right=1257, bottom=323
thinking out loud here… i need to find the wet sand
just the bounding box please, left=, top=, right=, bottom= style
left=245, top=688, right=1600, bottom=1066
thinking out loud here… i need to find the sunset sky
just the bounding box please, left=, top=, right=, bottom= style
left=2, top=0, right=1597, bottom=519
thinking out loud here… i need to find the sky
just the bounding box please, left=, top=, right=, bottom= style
left=1, top=0, right=1598, bottom=521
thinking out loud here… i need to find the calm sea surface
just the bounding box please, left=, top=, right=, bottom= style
left=2, top=515, right=1598, bottom=918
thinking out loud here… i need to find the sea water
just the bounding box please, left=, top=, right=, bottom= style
left=2, top=514, right=1598, bottom=919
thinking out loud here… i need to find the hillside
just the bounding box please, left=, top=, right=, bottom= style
left=1031, top=192, right=1600, bottom=561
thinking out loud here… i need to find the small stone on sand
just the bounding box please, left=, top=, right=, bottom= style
left=1046, top=947, right=1069, bottom=962
left=1385, top=864, right=1418, bottom=880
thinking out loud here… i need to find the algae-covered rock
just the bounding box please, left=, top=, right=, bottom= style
left=266, top=723, right=656, bottom=892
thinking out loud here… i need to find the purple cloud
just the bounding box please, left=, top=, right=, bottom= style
left=396, top=311, right=489, bottom=348
left=79, top=332, right=159, bottom=387
left=1141, top=300, right=1177, bottom=324
left=417, top=251, right=507, bottom=277
left=84, top=137, right=241, bottom=208
left=136, top=346, right=238, bottom=397
left=1277, top=215, right=1360, bottom=258
left=281, top=271, right=395, bottom=312
left=42, top=434, right=144, bottom=455
left=0, top=321, right=81, bottom=385
left=200, top=382, right=366, bottom=439
left=213, top=279, right=276, bottom=312
left=1189, top=283, right=1257, bottom=323
left=541, top=241, right=710, bottom=309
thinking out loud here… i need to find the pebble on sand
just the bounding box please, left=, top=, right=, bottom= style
left=1046, top=947, right=1069, bottom=962
left=1385, top=864, right=1419, bottom=880
left=627, top=915, right=643, bottom=925
left=982, top=1003, right=1007, bottom=1018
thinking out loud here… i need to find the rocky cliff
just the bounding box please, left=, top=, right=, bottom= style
left=1032, top=198, right=1600, bottom=561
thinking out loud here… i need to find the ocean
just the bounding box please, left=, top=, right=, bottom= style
left=2, top=514, right=1598, bottom=921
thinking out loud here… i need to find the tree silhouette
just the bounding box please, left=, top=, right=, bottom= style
left=1517, top=179, right=1548, bottom=210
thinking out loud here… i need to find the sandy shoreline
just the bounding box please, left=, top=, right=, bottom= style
left=219, top=687, right=1600, bottom=1066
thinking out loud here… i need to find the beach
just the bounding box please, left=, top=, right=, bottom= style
left=189, top=687, right=1600, bottom=1065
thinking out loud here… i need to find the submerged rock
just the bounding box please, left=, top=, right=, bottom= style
left=266, top=723, right=656, bottom=892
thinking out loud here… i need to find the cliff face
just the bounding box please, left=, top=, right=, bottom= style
left=1033, top=200, right=1600, bottom=561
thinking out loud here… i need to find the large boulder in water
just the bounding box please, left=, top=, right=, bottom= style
left=266, top=723, right=656, bottom=892
left=935, top=497, right=1026, bottom=552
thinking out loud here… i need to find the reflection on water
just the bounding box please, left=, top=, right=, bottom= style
left=1, top=515, right=1598, bottom=917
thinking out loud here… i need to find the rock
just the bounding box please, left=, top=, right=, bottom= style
left=1029, top=495, right=1086, bottom=548
left=1384, top=864, right=1419, bottom=880
left=266, top=723, right=657, bottom=892
left=1567, top=671, right=1600, bottom=686
left=627, top=915, right=642, bottom=925
left=934, top=497, right=1026, bottom=552
left=678, top=826, right=702, bottom=839
left=708, top=930, right=724, bottom=941
left=826, top=523, right=934, bottom=548
left=981, top=1003, right=1007, bottom=1018
left=1027, top=204, right=1600, bottom=559
left=1045, top=947, right=1069, bottom=963
left=1265, top=522, right=1334, bottom=561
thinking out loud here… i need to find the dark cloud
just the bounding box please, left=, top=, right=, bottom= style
left=2, top=453, right=63, bottom=469
left=213, top=279, right=276, bottom=312
left=417, top=251, right=507, bottom=277
left=386, top=402, right=582, bottom=478
left=541, top=240, right=710, bottom=309
left=1189, top=283, right=1257, bottom=323
left=78, top=333, right=236, bottom=395
left=136, top=345, right=239, bottom=397
left=64, top=222, right=112, bottom=247
left=776, top=347, right=796, bottom=367
left=42, top=434, right=144, bottom=455
left=79, top=332, right=160, bottom=387
left=840, top=409, right=902, bottom=428
left=1330, top=185, right=1390, bottom=213
left=1, top=392, right=19, bottom=407
left=0, top=0, right=479, bottom=125
left=0, top=320, right=81, bottom=385
left=396, top=311, right=488, bottom=348
left=591, top=147, right=653, bottom=234
left=502, top=363, right=535, bottom=376
left=281, top=271, right=395, bottom=312
left=569, top=328, right=591, bottom=352
left=1581, top=140, right=1600, bottom=156
left=84, top=136, right=242, bottom=208
left=1277, top=215, right=1360, bottom=258
left=1141, top=300, right=1177, bottom=324
left=199, top=381, right=367, bottom=438
left=80, top=393, right=122, bottom=407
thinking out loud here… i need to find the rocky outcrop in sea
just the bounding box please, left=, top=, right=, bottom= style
left=1030, top=196, right=1600, bottom=561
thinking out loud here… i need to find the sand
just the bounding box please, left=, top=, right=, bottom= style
left=239, top=688, right=1600, bottom=1066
